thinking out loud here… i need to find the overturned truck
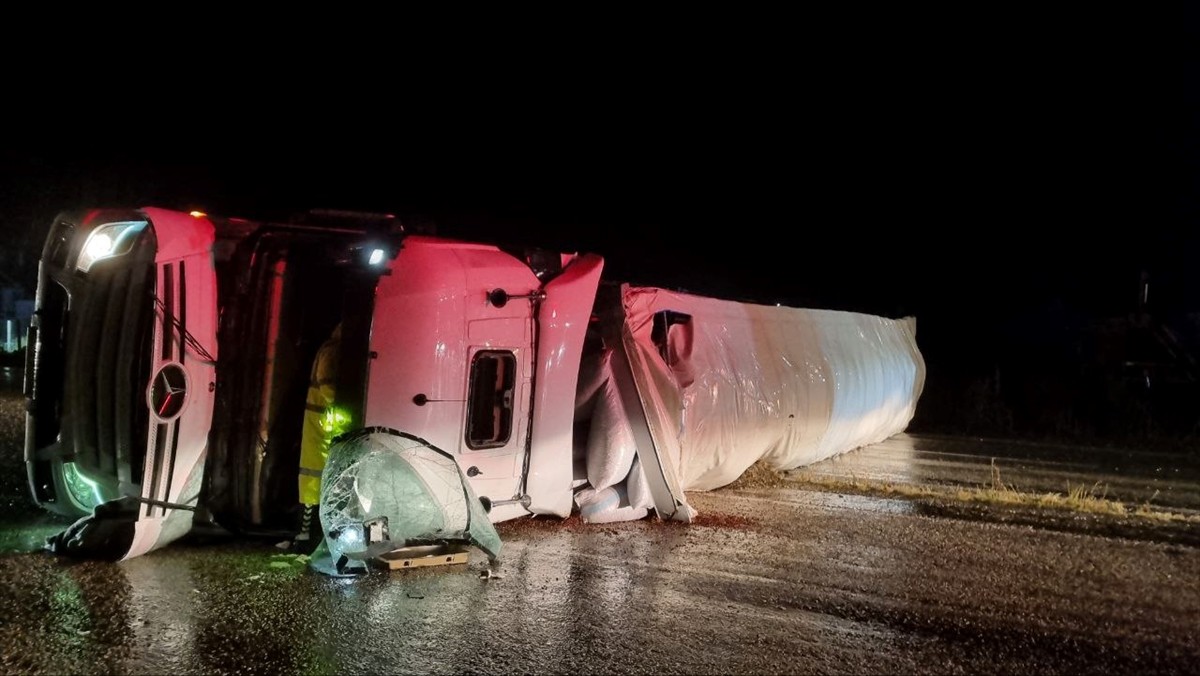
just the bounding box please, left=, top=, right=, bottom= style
left=25, top=207, right=925, bottom=561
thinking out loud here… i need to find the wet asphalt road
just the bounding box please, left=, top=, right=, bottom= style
left=1, top=370, right=1198, bottom=674
left=793, top=432, right=1200, bottom=511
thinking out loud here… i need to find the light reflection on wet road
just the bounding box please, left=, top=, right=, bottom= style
left=1, top=488, right=1196, bottom=675
left=1, top=373, right=1198, bottom=674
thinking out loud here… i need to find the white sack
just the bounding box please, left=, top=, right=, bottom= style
left=584, top=358, right=638, bottom=490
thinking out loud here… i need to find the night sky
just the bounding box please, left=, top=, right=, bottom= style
left=1, top=7, right=1197, bottom=442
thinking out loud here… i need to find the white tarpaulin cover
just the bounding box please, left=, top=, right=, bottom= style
left=310, top=427, right=501, bottom=576
left=575, top=284, right=925, bottom=521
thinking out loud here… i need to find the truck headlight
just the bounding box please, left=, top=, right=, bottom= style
left=334, top=525, right=362, bottom=551
left=62, top=462, right=105, bottom=511
left=76, top=220, right=148, bottom=272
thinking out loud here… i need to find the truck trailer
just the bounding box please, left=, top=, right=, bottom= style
left=24, top=207, right=926, bottom=560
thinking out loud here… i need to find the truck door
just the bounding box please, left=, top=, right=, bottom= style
left=363, top=237, right=542, bottom=524
left=459, top=312, right=533, bottom=514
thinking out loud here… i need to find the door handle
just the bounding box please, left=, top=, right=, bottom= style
left=467, top=466, right=482, bottom=477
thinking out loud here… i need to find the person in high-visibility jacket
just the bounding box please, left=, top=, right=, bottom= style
left=296, top=322, right=347, bottom=542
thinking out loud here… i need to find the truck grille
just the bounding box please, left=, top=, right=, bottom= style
left=65, top=258, right=156, bottom=486
left=27, top=212, right=158, bottom=512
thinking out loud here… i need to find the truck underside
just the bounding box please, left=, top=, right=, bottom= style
left=203, top=226, right=376, bottom=536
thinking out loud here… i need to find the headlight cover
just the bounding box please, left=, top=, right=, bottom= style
left=76, top=220, right=148, bottom=272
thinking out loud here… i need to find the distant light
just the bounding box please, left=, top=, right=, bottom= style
left=776, top=303, right=782, bottom=307
left=368, top=248, right=385, bottom=266
left=189, top=211, right=207, bottom=218
left=84, top=233, right=114, bottom=260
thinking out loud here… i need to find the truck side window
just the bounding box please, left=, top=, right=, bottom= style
left=466, top=350, right=516, bottom=449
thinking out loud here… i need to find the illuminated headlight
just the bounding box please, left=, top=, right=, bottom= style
left=76, top=220, right=148, bottom=272
left=336, top=526, right=362, bottom=549
left=368, top=248, right=385, bottom=266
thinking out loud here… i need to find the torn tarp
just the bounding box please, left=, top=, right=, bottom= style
left=310, top=427, right=501, bottom=576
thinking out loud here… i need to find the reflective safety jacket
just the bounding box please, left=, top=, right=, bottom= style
left=298, top=324, right=343, bottom=506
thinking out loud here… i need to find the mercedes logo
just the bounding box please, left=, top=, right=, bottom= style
left=149, top=363, right=189, bottom=421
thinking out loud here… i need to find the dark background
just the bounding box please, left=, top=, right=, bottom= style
left=2, top=7, right=1197, bottom=450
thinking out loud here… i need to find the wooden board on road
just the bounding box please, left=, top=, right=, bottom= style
left=372, top=544, right=469, bottom=570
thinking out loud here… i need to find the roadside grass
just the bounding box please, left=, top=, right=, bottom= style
left=785, top=459, right=1200, bottom=525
